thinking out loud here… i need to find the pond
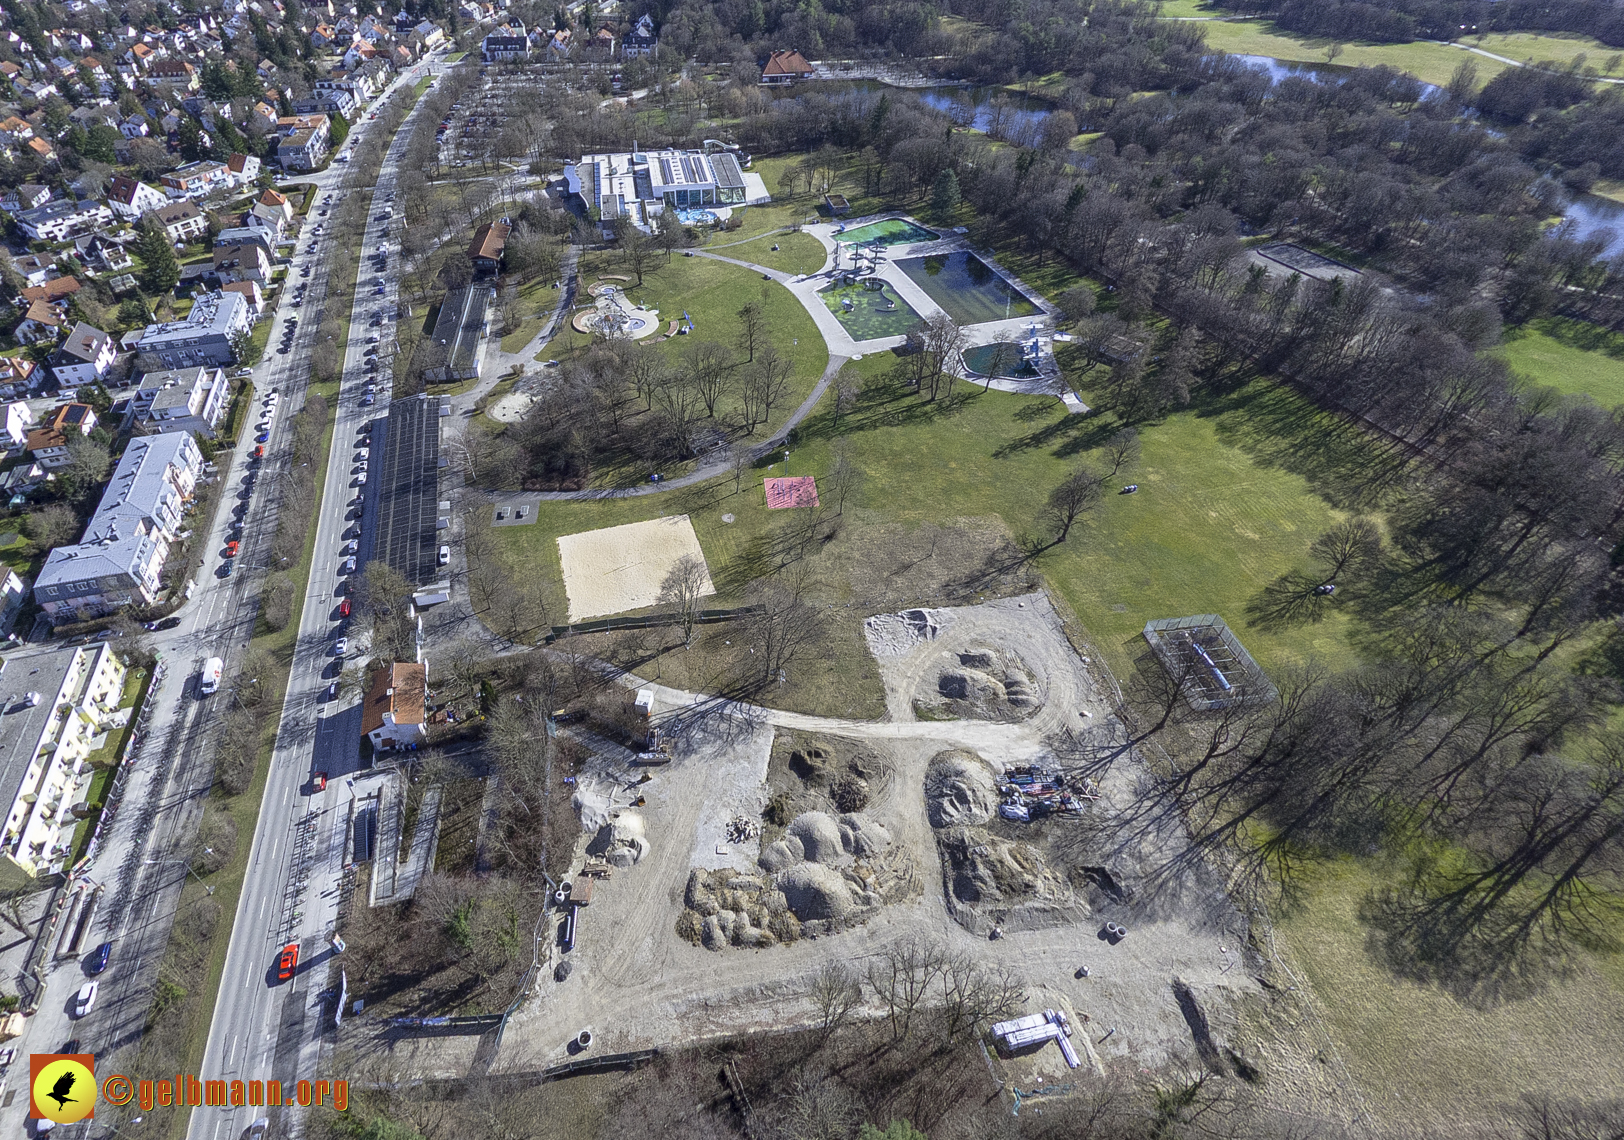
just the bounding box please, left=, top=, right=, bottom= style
left=896, top=252, right=1040, bottom=326
left=1558, top=192, right=1624, bottom=260
left=961, top=342, right=1041, bottom=379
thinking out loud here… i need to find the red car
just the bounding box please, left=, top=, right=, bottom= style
left=251, top=445, right=264, bottom=460
left=313, top=772, right=327, bottom=792
left=339, top=598, right=351, bottom=617
left=277, top=942, right=299, bottom=981
left=224, top=540, right=239, bottom=557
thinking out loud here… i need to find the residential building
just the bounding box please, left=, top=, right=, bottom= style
left=547, top=28, right=571, bottom=57
left=24, top=403, right=98, bottom=468
left=275, top=126, right=327, bottom=172
left=225, top=152, right=261, bottom=185
left=0, top=352, right=39, bottom=393
left=250, top=187, right=294, bottom=228
left=131, top=290, right=250, bottom=368
left=219, top=279, right=264, bottom=315
left=0, top=568, right=27, bottom=635
left=15, top=301, right=66, bottom=345
left=79, top=235, right=134, bottom=274
left=622, top=13, right=657, bottom=57
left=760, top=49, right=814, bottom=85
left=146, top=58, right=198, bottom=89
left=152, top=199, right=207, bottom=242
left=32, top=431, right=203, bottom=619
left=160, top=159, right=231, bottom=198
left=19, top=276, right=81, bottom=306
left=4, top=402, right=31, bottom=445
left=0, top=183, right=52, bottom=212
left=568, top=148, right=765, bottom=229
left=361, top=662, right=429, bottom=751
left=414, top=21, right=446, bottom=48
left=105, top=173, right=167, bottom=220
left=15, top=199, right=114, bottom=242
left=11, top=254, right=56, bottom=287
left=51, top=323, right=118, bottom=387
left=119, top=114, right=150, bottom=138
left=131, top=365, right=229, bottom=436
left=212, top=241, right=271, bottom=284
left=467, top=221, right=510, bottom=275
left=0, top=643, right=131, bottom=883
left=214, top=226, right=277, bottom=257
left=480, top=31, right=528, bottom=61
left=0, top=116, right=34, bottom=145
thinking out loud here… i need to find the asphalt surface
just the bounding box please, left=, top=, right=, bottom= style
left=186, top=58, right=451, bottom=1140
left=0, top=77, right=379, bottom=1138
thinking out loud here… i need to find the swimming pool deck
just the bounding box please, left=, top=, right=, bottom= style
left=697, top=211, right=1066, bottom=398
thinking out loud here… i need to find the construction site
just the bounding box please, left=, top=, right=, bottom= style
left=468, top=591, right=1347, bottom=1119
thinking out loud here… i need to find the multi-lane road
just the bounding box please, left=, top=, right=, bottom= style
left=188, top=60, right=449, bottom=1140
left=0, top=55, right=451, bottom=1140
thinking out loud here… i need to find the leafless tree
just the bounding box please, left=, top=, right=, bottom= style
left=742, top=579, right=825, bottom=687
left=659, top=554, right=710, bottom=647
left=809, top=963, right=863, bottom=1046
left=736, top=300, right=766, bottom=362
left=681, top=339, right=735, bottom=417
left=616, top=220, right=656, bottom=286
left=655, top=369, right=705, bottom=454
left=622, top=340, right=669, bottom=410
left=1309, top=517, right=1383, bottom=583
left=825, top=446, right=862, bottom=516
left=940, top=952, right=1025, bottom=1041
left=730, top=446, right=753, bottom=496
left=831, top=363, right=862, bottom=431
left=919, top=313, right=968, bottom=402
left=772, top=1071, right=861, bottom=1140
left=1044, top=467, right=1104, bottom=545
left=865, top=937, right=947, bottom=1041
left=740, top=346, right=794, bottom=433
left=1101, top=426, right=1141, bottom=477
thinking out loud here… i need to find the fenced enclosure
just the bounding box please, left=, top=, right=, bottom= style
left=1143, top=614, right=1276, bottom=711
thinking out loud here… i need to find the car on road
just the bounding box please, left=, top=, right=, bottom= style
left=73, top=981, right=98, bottom=1017
left=361, top=395, right=375, bottom=406
left=252, top=445, right=264, bottom=460
left=340, top=598, right=351, bottom=617
left=326, top=681, right=339, bottom=702
left=143, top=616, right=182, bottom=632
left=255, top=432, right=269, bottom=443
left=86, top=942, right=111, bottom=975
left=438, top=545, right=450, bottom=566
left=313, top=772, right=327, bottom=792
left=224, top=540, right=239, bottom=558
left=333, top=637, right=347, bottom=656
left=277, top=943, right=299, bottom=981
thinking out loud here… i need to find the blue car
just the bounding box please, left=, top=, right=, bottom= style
left=86, top=942, right=111, bottom=975
left=255, top=432, right=270, bottom=443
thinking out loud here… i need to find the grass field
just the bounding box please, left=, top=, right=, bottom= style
left=1498, top=317, right=1624, bottom=407
left=1191, top=18, right=1621, bottom=87
left=710, top=229, right=829, bottom=276
left=493, top=367, right=1361, bottom=702
left=1277, top=857, right=1624, bottom=1129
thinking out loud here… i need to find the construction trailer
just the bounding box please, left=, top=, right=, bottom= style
left=991, top=1009, right=1081, bottom=1069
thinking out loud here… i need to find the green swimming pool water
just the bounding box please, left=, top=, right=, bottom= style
left=836, top=218, right=939, bottom=247
left=820, top=281, right=922, bottom=340
left=962, top=342, right=1039, bottom=378
left=897, top=251, right=1040, bottom=326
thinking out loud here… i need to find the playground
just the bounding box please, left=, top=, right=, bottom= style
left=570, top=281, right=662, bottom=340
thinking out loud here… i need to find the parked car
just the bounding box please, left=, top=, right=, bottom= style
left=313, top=772, right=327, bottom=792
left=224, top=540, right=239, bottom=557
left=438, top=545, right=450, bottom=566
left=277, top=943, right=299, bottom=981
left=339, top=598, right=351, bottom=617
left=333, top=637, right=347, bottom=656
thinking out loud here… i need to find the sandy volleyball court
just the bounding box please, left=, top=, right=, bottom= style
left=557, top=515, right=716, bottom=622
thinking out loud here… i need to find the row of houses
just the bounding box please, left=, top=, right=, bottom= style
left=480, top=13, right=659, bottom=62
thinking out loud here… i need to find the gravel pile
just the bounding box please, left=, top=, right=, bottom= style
left=863, top=608, right=949, bottom=657
left=925, top=750, right=1000, bottom=828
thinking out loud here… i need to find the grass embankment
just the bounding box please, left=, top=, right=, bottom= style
left=69, top=665, right=152, bottom=864
left=1498, top=316, right=1624, bottom=407
left=1192, top=16, right=1620, bottom=87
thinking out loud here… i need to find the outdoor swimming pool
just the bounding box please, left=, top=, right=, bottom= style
left=819, top=281, right=922, bottom=340
left=961, top=342, right=1040, bottom=379
left=674, top=207, right=719, bottom=225
left=896, top=252, right=1040, bottom=326
left=836, top=218, right=939, bottom=248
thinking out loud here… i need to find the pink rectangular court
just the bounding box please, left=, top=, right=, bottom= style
left=764, top=475, right=820, bottom=509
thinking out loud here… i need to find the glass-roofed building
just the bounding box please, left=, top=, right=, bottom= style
left=566, top=147, right=768, bottom=229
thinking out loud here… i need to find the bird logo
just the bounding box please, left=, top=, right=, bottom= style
left=30, top=1055, right=96, bottom=1124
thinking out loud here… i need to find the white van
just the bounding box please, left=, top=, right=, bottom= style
left=199, top=657, right=224, bottom=695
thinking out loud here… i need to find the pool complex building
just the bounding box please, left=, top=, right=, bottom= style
left=566, top=148, right=770, bottom=230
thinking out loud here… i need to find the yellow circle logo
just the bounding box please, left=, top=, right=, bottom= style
left=33, top=1057, right=95, bottom=1124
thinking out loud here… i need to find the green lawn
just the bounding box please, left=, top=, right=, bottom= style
left=1191, top=19, right=1617, bottom=87
left=0, top=530, right=35, bottom=578
left=1498, top=317, right=1624, bottom=407
left=494, top=369, right=1361, bottom=697
left=712, top=230, right=828, bottom=277
left=1276, top=857, right=1624, bottom=1129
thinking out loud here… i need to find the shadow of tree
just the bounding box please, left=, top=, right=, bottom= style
left=1243, top=570, right=1338, bottom=630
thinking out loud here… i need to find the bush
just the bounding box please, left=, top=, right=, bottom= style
left=764, top=793, right=795, bottom=826
left=261, top=574, right=293, bottom=631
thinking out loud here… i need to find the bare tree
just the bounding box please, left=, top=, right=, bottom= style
left=1309, top=517, right=1383, bottom=583
left=1100, top=426, right=1141, bottom=477
left=730, top=446, right=753, bottom=496
left=681, top=339, right=735, bottom=417
left=740, top=346, right=794, bottom=433
left=736, top=300, right=766, bottom=362
left=830, top=364, right=862, bottom=431
left=810, top=962, right=863, bottom=1046
left=919, top=313, right=968, bottom=402
left=1044, top=468, right=1104, bottom=545
left=658, top=554, right=710, bottom=647
left=865, top=937, right=947, bottom=1041
left=616, top=220, right=656, bottom=286
left=825, top=446, right=862, bottom=516
left=940, top=953, right=1025, bottom=1041
left=622, top=340, right=668, bottom=410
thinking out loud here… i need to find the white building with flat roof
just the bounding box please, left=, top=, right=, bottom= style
left=132, top=366, right=230, bottom=436
left=0, top=644, right=129, bottom=884
left=567, top=148, right=768, bottom=230
left=131, top=290, right=250, bottom=369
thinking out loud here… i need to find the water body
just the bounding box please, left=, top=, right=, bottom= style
left=780, top=79, right=1054, bottom=140
left=1557, top=192, right=1624, bottom=260
left=1233, top=54, right=1444, bottom=98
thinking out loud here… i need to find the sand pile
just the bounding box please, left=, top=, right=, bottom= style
left=863, top=608, right=949, bottom=656
left=913, top=645, right=1042, bottom=722
left=759, top=811, right=894, bottom=873
left=777, top=862, right=878, bottom=921
left=679, top=868, right=799, bottom=950
left=935, top=826, right=1088, bottom=933
left=586, top=811, right=650, bottom=867
left=925, top=750, right=999, bottom=828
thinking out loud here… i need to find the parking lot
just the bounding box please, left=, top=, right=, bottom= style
left=364, top=394, right=445, bottom=585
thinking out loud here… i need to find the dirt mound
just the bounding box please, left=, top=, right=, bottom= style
left=925, top=750, right=1000, bottom=828
left=838, top=813, right=891, bottom=857
left=936, top=827, right=1088, bottom=933
left=778, top=862, right=877, bottom=921
left=586, top=811, right=650, bottom=867
left=788, top=811, right=846, bottom=863
left=913, top=645, right=1043, bottom=722
left=864, top=608, right=948, bottom=656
